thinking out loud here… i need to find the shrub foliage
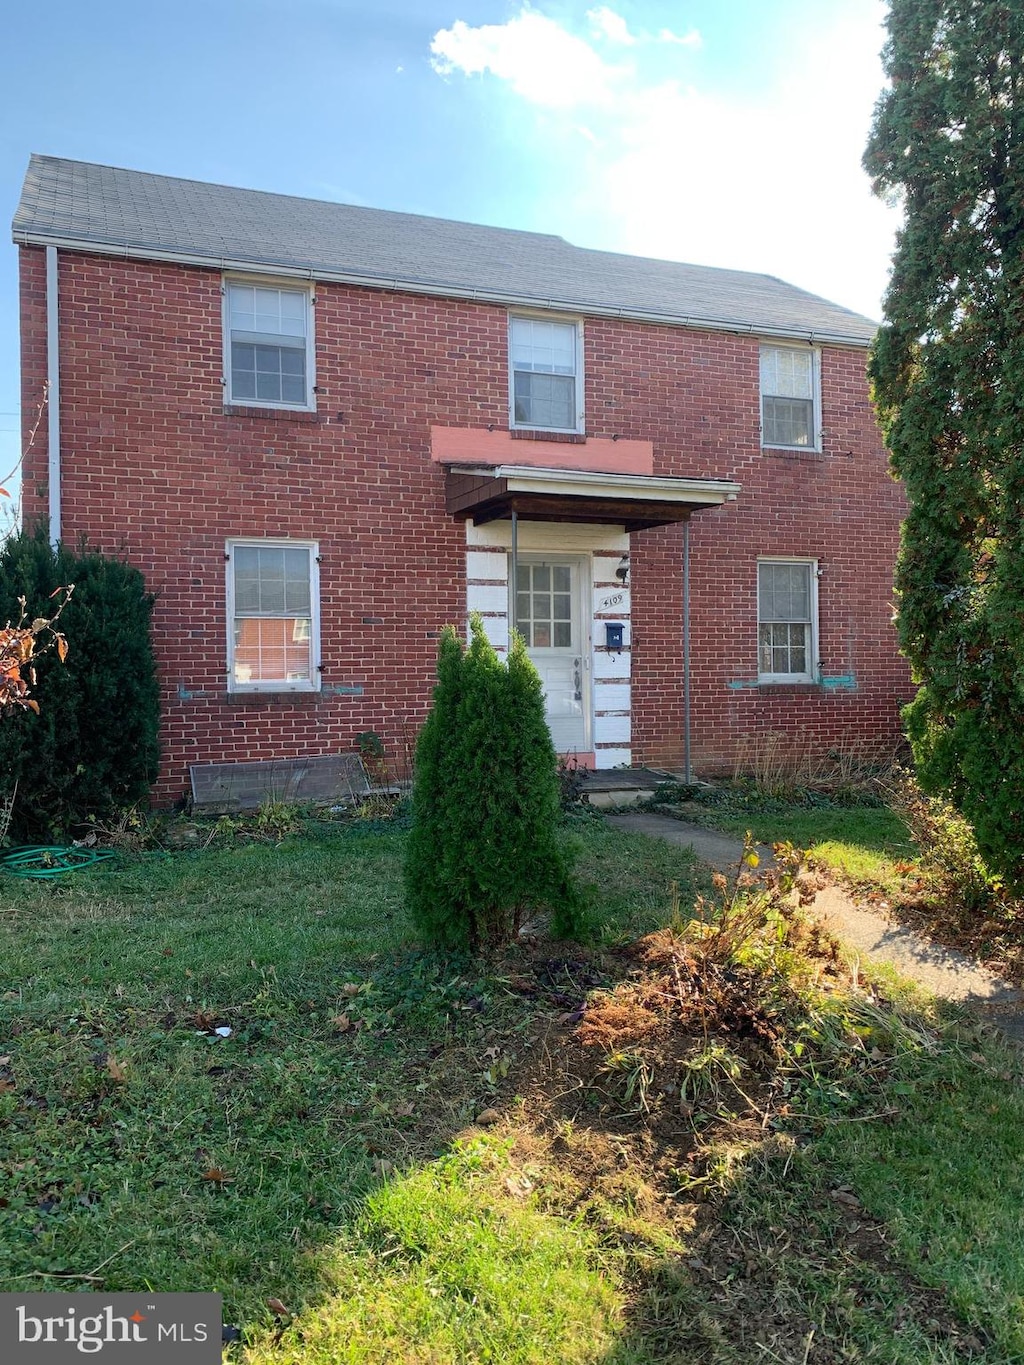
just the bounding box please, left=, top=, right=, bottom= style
left=0, top=528, right=160, bottom=842
left=865, top=0, right=1024, bottom=886
left=405, top=616, right=580, bottom=950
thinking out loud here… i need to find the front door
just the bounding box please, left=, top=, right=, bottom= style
left=513, top=557, right=590, bottom=753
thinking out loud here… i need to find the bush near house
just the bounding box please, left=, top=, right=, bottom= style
left=405, top=617, right=581, bottom=951
left=0, top=527, right=159, bottom=843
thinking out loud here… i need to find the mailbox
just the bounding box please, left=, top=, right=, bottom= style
left=605, top=622, right=624, bottom=651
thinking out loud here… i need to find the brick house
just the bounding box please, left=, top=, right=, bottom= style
left=13, top=155, right=911, bottom=806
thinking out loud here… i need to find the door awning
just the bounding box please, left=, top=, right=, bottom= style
left=445, top=464, right=741, bottom=530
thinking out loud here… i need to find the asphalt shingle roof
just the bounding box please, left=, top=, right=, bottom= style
left=13, top=155, right=877, bottom=346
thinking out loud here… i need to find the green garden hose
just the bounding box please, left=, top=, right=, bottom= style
left=0, top=846, right=116, bottom=878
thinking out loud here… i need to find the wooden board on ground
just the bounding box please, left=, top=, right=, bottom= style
left=190, top=755, right=370, bottom=813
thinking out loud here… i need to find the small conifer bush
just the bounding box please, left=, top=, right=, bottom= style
left=0, top=527, right=160, bottom=842
left=405, top=616, right=581, bottom=950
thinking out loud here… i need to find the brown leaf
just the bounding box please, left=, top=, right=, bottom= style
left=475, top=1107, right=501, bottom=1125
left=55, top=635, right=68, bottom=663
left=266, top=1298, right=290, bottom=1319
left=106, top=1056, right=128, bottom=1083
left=331, top=1014, right=353, bottom=1033
left=0, top=1077, right=15, bottom=1093
left=341, top=983, right=361, bottom=997
left=201, top=1167, right=234, bottom=1184
left=393, top=1102, right=415, bottom=1118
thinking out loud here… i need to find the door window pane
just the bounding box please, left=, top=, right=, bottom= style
left=515, top=562, right=575, bottom=650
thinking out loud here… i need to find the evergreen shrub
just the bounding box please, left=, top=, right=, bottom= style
left=0, top=527, right=160, bottom=842
left=404, top=616, right=582, bottom=951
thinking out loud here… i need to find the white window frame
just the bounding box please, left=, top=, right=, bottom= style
left=226, top=539, right=321, bottom=693
left=759, top=344, right=821, bottom=452
left=757, top=557, right=819, bottom=684
left=509, top=313, right=584, bottom=434
left=223, top=277, right=317, bottom=411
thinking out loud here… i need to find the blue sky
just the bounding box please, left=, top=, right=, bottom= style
left=0, top=0, right=896, bottom=510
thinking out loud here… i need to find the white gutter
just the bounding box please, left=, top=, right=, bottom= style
left=45, top=245, right=60, bottom=548
left=460, top=464, right=742, bottom=506
left=12, top=230, right=876, bottom=351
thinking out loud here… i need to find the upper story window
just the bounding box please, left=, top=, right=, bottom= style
left=760, top=345, right=820, bottom=450
left=757, top=558, right=818, bottom=684
left=510, top=316, right=583, bottom=432
left=224, top=281, right=315, bottom=410
left=226, top=539, right=320, bottom=692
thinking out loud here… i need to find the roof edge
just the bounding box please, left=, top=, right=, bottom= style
left=12, top=229, right=876, bottom=349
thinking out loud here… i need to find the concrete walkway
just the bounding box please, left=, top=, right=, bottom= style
left=611, top=810, right=1024, bottom=1042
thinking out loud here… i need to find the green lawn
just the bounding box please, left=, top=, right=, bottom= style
left=661, top=793, right=914, bottom=895
left=1, top=816, right=1023, bottom=1362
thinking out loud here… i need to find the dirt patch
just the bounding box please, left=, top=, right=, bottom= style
left=485, top=921, right=994, bottom=1361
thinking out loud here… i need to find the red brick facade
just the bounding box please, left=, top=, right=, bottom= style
left=19, top=245, right=912, bottom=805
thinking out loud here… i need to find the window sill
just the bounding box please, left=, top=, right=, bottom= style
left=223, top=405, right=320, bottom=423
left=511, top=428, right=586, bottom=444
left=761, top=445, right=823, bottom=459
left=223, top=691, right=323, bottom=707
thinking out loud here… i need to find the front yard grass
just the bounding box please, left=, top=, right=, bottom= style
left=2, top=815, right=1023, bottom=1362
left=651, top=787, right=914, bottom=898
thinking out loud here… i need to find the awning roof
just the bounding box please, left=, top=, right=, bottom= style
left=444, top=464, right=741, bottom=531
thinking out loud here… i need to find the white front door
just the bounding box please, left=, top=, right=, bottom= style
left=513, top=557, right=590, bottom=753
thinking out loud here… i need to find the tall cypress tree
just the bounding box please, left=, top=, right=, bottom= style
left=866, top=0, right=1024, bottom=885
left=404, top=616, right=579, bottom=951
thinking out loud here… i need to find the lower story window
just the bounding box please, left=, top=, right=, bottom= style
left=757, top=559, right=817, bottom=683
left=227, top=540, right=320, bottom=691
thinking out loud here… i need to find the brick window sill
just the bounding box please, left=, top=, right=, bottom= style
left=222, top=406, right=321, bottom=423
left=511, top=428, right=587, bottom=444
left=222, top=691, right=324, bottom=708
left=761, top=446, right=825, bottom=461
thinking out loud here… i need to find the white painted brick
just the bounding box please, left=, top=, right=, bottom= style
left=594, top=683, right=630, bottom=712
left=593, top=649, right=631, bottom=681
left=477, top=616, right=509, bottom=652
left=593, top=586, right=630, bottom=617
left=467, top=551, right=508, bottom=582
left=595, top=747, right=631, bottom=770
left=467, top=583, right=509, bottom=615
left=594, top=713, right=631, bottom=745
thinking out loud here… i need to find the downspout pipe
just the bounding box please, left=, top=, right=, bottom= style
left=45, top=245, right=61, bottom=548
left=683, top=517, right=692, bottom=784
left=510, top=509, right=519, bottom=637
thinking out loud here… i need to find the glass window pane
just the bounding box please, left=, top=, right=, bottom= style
left=281, top=375, right=305, bottom=404
left=255, top=371, right=282, bottom=402
left=553, top=566, right=571, bottom=593
left=553, top=621, right=572, bottom=648
left=553, top=593, right=571, bottom=620
left=516, top=565, right=530, bottom=592
left=533, top=592, right=551, bottom=620
left=232, top=369, right=256, bottom=400
left=515, top=593, right=531, bottom=624
left=534, top=624, right=551, bottom=647
left=534, top=566, right=550, bottom=592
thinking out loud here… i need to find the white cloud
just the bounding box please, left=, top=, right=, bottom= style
left=656, top=26, right=701, bottom=48
left=429, top=4, right=897, bottom=318
left=587, top=7, right=636, bottom=46
left=430, top=11, right=627, bottom=110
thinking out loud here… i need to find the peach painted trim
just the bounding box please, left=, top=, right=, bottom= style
left=562, top=751, right=596, bottom=769
left=431, top=426, right=653, bottom=476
